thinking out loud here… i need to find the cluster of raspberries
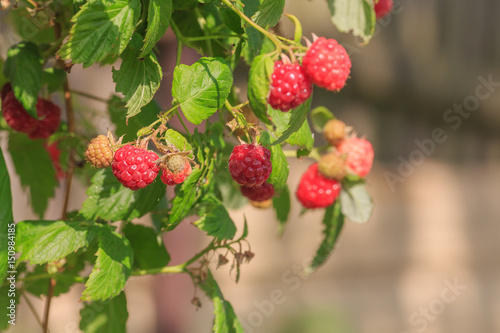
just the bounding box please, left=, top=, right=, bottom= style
left=296, top=119, right=374, bottom=209
left=268, top=37, right=351, bottom=112
left=228, top=144, right=275, bottom=206
left=85, top=136, right=192, bottom=191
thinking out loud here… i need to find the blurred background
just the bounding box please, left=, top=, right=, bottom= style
left=2, top=0, right=500, bottom=332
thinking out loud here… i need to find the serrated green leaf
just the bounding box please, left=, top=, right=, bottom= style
left=327, top=0, right=376, bottom=43
left=166, top=167, right=204, bottom=229
left=220, top=7, right=243, bottom=34
left=307, top=201, right=344, bottom=273
left=140, top=0, right=172, bottom=57
left=80, top=168, right=165, bottom=222
left=164, top=129, right=193, bottom=156
left=8, top=133, right=57, bottom=218
left=82, top=226, right=133, bottom=301
left=199, top=269, right=245, bottom=333
left=17, top=220, right=93, bottom=265
left=260, top=132, right=288, bottom=192
left=248, top=54, right=274, bottom=124
left=194, top=195, right=236, bottom=241
left=268, top=107, right=314, bottom=150
left=0, top=150, right=13, bottom=281
left=4, top=42, right=43, bottom=116
left=108, top=95, right=159, bottom=141
left=270, top=96, right=312, bottom=147
left=273, top=185, right=290, bottom=234
left=339, top=180, right=373, bottom=223
left=42, top=67, right=66, bottom=93
left=80, top=292, right=128, bottom=333
left=310, top=106, right=334, bottom=132
left=253, top=0, right=285, bottom=27
left=172, top=57, right=233, bottom=125
left=113, top=34, right=163, bottom=118
left=58, top=0, right=141, bottom=67
left=124, top=224, right=170, bottom=270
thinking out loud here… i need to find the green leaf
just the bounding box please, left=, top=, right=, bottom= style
left=140, top=0, right=172, bottom=57
left=108, top=95, right=159, bottom=140
left=215, top=169, right=247, bottom=210
left=113, top=34, right=163, bottom=118
left=166, top=167, right=204, bottom=229
left=17, top=220, right=93, bottom=265
left=260, top=132, right=288, bottom=193
left=199, top=269, right=245, bottom=333
left=327, top=0, right=376, bottom=43
left=58, top=0, right=141, bottom=67
left=270, top=96, right=312, bottom=147
left=8, top=133, right=57, bottom=218
left=193, top=195, right=237, bottom=241
left=0, top=149, right=13, bottom=281
left=253, top=0, right=285, bottom=27
left=339, top=180, right=373, bottom=223
left=247, top=54, right=274, bottom=124
left=268, top=107, right=314, bottom=150
left=42, top=67, right=66, bottom=93
left=273, top=185, right=290, bottom=234
left=172, top=57, right=233, bottom=125
left=310, top=106, right=334, bottom=132
left=306, top=201, right=344, bottom=273
left=82, top=226, right=133, bottom=301
left=80, top=292, right=128, bottom=333
left=123, top=224, right=170, bottom=270
left=4, top=42, right=43, bottom=116
left=164, top=129, right=193, bottom=156
left=80, top=168, right=165, bottom=222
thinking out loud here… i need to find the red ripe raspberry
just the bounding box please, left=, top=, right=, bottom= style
left=44, top=141, right=65, bottom=180
left=302, top=37, right=351, bottom=91
left=241, top=183, right=275, bottom=202
left=337, top=137, right=374, bottom=177
left=268, top=61, right=312, bottom=112
left=228, top=144, right=272, bottom=187
left=374, top=0, right=393, bottom=19
left=1, top=91, right=38, bottom=134
left=296, top=163, right=341, bottom=209
left=112, top=145, right=159, bottom=191
left=161, top=159, right=192, bottom=186
left=85, top=135, right=114, bottom=168
left=29, top=98, right=61, bottom=139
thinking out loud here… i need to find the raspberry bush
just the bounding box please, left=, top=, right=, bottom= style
left=0, top=0, right=382, bottom=331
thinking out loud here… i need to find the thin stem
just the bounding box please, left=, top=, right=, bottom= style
left=22, top=292, right=43, bottom=329
left=194, top=7, right=214, bottom=57
left=185, top=35, right=241, bottom=42
left=131, top=240, right=216, bottom=276
left=225, top=100, right=251, bottom=142
left=60, top=79, right=75, bottom=219
left=170, top=20, right=184, bottom=66
left=221, top=0, right=284, bottom=53
left=175, top=110, right=191, bottom=137
left=42, top=278, right=55, bottom=333
left=72, top=90, right=108, bottom=103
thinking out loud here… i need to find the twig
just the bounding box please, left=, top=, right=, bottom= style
left=22, top=292, right=43, bottom=329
